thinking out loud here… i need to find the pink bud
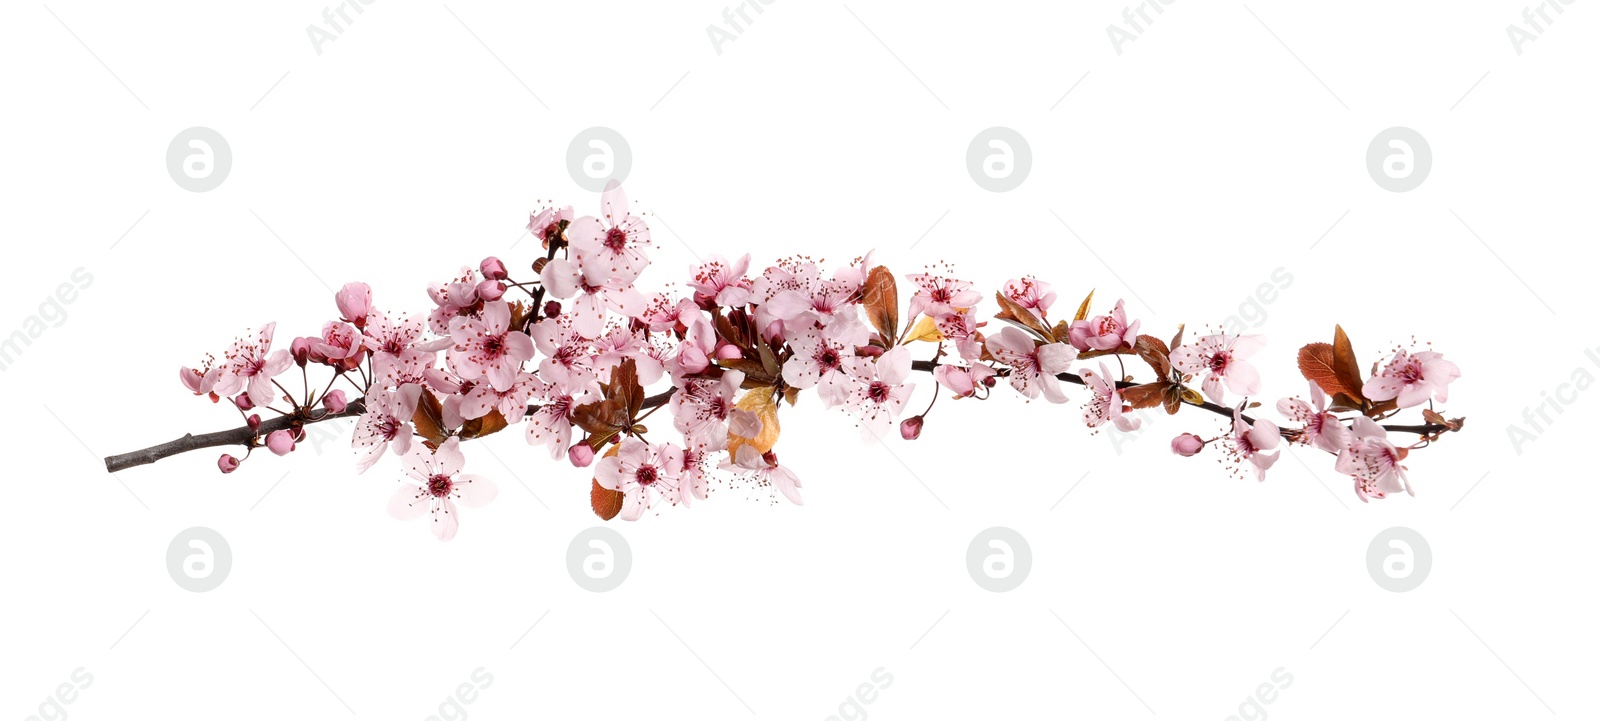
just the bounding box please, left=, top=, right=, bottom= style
left=246, top=414, right=262, bottom=432
left=714, top=344, right=744, bottom=361
left=335, top=282, right=372, bottom=328
left=476, top=279, right=506, bottom=302
left=1171, top=433, right=1205, bottom=457
left=218, top=454, right=240, bottom=474
left=323, top=390, right=348, bottom=414
left=543, top=300, right=562, bottom=318
left=480, top=256, right=509, bottom=281
left=266, top=430, right=296, bottom=456
left=290, top=337, right=312, bottom=367
left=568, top=443, right=595, bottom=468
left=900, top=415, right=924, bottom=440
left=233, top=393, right=254, bottom=411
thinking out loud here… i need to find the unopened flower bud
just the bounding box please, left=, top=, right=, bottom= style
left=246, top=414, right=262, bottom=432
left=544, top=300, right=562, bottom=318
left=1171, top=433, right=1205, bottom=457
left=982, top=376, right=997, bottom=387
left=476, top=279, right=506, bottom=302
left=900, top=415, right=925, bottom=440
left=479, top=256, right=508, bottom=280
left=323, top=389, right=348, bottom=414
left=714, top=344, right=744, bottom=361
left=266, top=429, right=296, bottom=456
left=290, top=337, right=311, bottom=367
left=233, top=393, right=254, bottom=411
left=569, top=443, right=595, bottom=468
left=532, top=257, right=550, bottom=274
left=218, top=454, right=240, bottom=474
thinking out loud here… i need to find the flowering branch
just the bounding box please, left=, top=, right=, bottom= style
left=106, top=182, right=1466, bottom=539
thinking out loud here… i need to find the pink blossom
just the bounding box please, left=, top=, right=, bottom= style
left=1068, top=299, right=1140, bottom=352
left=312, top=321, right=367, bottom=370
left=528, top=205, right=574, bottom=249
left=678, top=447, right=713, bottom=506
left=426, top=267, right=481, bottom=335
left=1170, top=333, right=1265, bottom=404
left=1277, top=383, right=1349, bottom=453
left=1002, top=277, right=1056, bottom=319
left=568, top=182, right=651, bottom=284
left=179, top=365, right=221, bottom=397
left=1363, top=350, right=1460, bottom=409
left=525, top=377, right=595, bottom=460
left=1079, top=361, right=1140, bottom=432
left=362, top=312, right=427, bottom=358
left=671, top=369, right=745, bottom=449
left=933, top=362, right=996, bottom=398
left=720, top=445, right=802, bottom=506
left=531, top=316, right=597, bottom=389
left=984, top=327, right=1077, bottom=403
left=213, top=323, right=294, bottom=409
left=448, top=301, right=535, bottom=391
left=353, top=384, right=423, bottom=473
left=1336, top=416, right=1410, bottom=502
left=568, top=443, right=595, bottom=468
left=461, top=371, right=539, bottom=423
left=538, top=253, right=646, bottom=339
left=934, top=309, right=983, bottom=361
left=906, top=271, right=981, bottom=319
left=781, top=322, right=861, bottom=408
left=845, top=345, right=916, bottom=441
left=475, top=280, right=506, bottom=302
left=592, top=327, right=663, bottom=386
left=595, top=438, right=684, bottom=521
left=1227, top=409, right=1281, bottom=481
left=388, top=438, right=498, bottom=541
left=689, top=254, right=754, bottom=307
left=335, top=282, right=372, bottom=328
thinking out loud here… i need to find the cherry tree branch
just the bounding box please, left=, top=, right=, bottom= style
left=105, top=360, right=1452, bottom=473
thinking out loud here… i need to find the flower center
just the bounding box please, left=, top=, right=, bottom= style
left=604, top=227, right=629, bottom=253
left=1208, top=352, right=1230, bottom=374
left=868, top=381, right=891, bottom=403
left=818, top=348, right=841, bottom=370
left=427, top=474, right=453, bottom=498
left=636, top=465, right=658, bottom=486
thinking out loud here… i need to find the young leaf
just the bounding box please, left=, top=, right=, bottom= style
left=994, top=292, right=1053, bottom=340
left=727, top=388, right=781, bottom=458
left=1331, top=325, right=1365, bottom=403
left=460, top=409, right=508, bottom=439
left=591, top=446, right=624, bottom=521
left=1121, top=382, right=1170, bottom=410
left=1133, top=334, right=1172, bottom=379
left=903, top=315, right=944, bottom=343
left=1073, top=289, right=1094, bottom=322
left=412, top=389, right=450, bottom=444
left=1298, top=342, right=1361, bottom=401
left=862, top=266, right=899, bottom=342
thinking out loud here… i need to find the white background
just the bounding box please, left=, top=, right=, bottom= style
left=2, top=1, right=1597, bottom=719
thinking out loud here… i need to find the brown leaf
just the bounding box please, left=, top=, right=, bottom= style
left=1331, top=325, right=1365, bottom=403
left=727, top=388, right=781, bottom=458
left=591, top=446, right=624, bottom=520
left=1170, top=323, right=1185, bottom=353
left=1121, top=382, right=1170, bottom=410
left=572, top=399, right=628, bottom=436
left=460, top=409, right=508, bottom=439
left=607, top=359, right=645, bottom=419
left=1073, top=289, right=1094, bottom=322
left=1133, top=334, right=1172, bottom=379
left=862, top=266, right=899, bottom=342
left=993, top=292, right=1053, bottom=340
left=1298, top=342, right=1363, bottom=401
left=412, top=389, right=450, bottom=444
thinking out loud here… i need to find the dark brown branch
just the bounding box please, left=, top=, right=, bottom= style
left=106, top=357, right=1453, bottom=473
